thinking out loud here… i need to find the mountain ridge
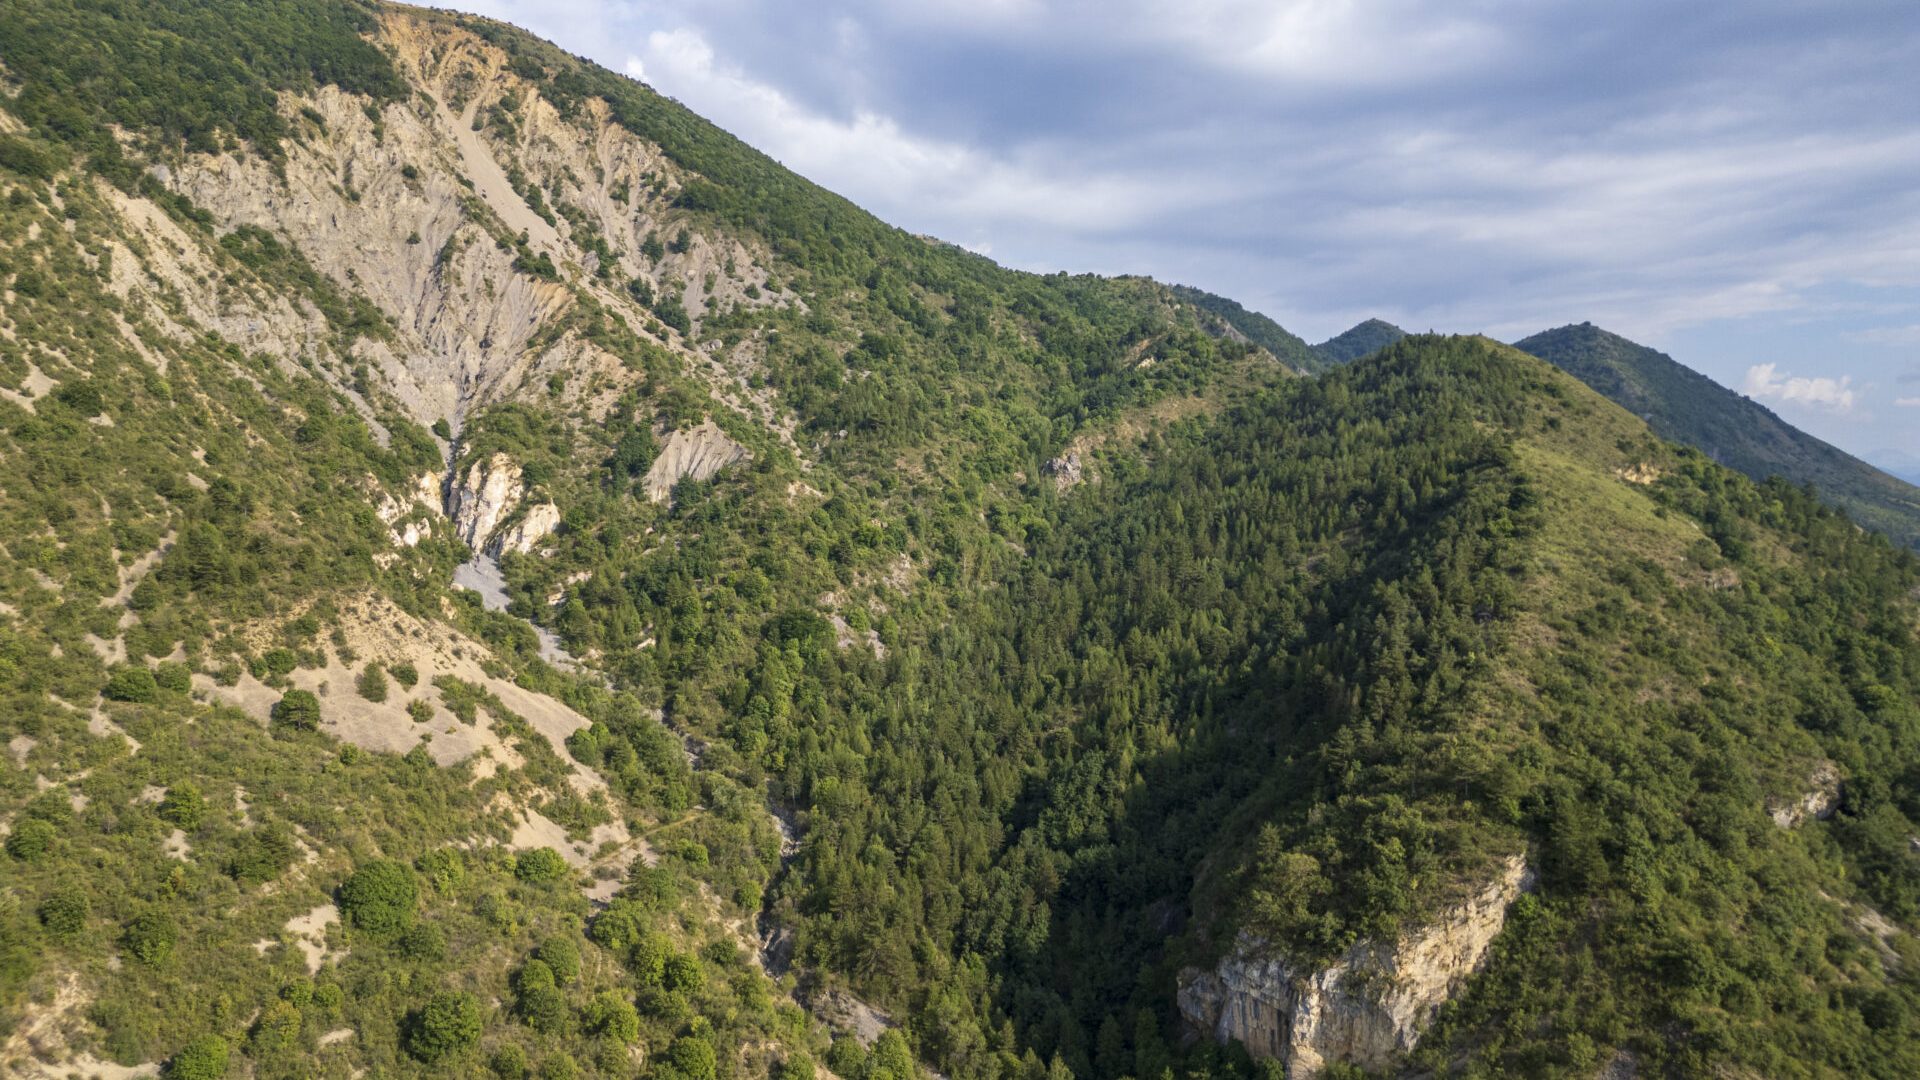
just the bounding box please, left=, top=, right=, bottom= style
left=1, top=4, right=1918, bottom=1080
left=1515, top=321, right=1920, bottom=548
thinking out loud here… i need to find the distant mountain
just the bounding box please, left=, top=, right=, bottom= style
left=1167, top=284, right=1324, bottom=372
left=1515, top=323, right=1920, bottom=547
left=1870, top=449, right=1920, bottom=487
left=1313, top=318, right=1407, bottom=365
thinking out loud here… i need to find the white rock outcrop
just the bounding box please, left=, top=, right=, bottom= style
left=1768, top=760, right=1842, bottom=829
left=375, top=471, right=444, bottom=547
left=449, top=453, right=559, bottom=557
left=643, top=420, right=749, bottom=502
left=1179, top=854, right=1534, bottom=1077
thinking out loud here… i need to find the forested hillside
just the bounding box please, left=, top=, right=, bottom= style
left=2, top=4, right=1919, bottom=1080
left=1516, top=323, right=1920, bottom=548
left=1310, top=318, right=1406, bottom=365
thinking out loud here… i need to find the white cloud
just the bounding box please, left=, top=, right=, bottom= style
left=1744, top=363, right=1857, bottom=412
left=1896, top=397, right=1920, bottom=408
left=1846, top=324, right=1920, bottom=346
left=625, top=27, right=1184, bottom=238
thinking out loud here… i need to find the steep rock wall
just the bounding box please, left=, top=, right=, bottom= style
left=449, top=453, right=558, bottom=557
left=643, top=420, right=749, bottom=502
left=1179, top=854, right=1534, bottom=1076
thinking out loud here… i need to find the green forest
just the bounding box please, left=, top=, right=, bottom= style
left=2, top=3, right=1918, bottom=1079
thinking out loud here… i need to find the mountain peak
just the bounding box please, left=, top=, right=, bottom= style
left=1515, top=323, right=1920, bottom=547
left=1312, top=317, right=1407, bottom=365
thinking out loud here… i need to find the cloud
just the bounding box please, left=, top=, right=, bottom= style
left=621, top=26, right=1183, bottom=237
left=452, top=1, right=1920, bottom=459
left=1897, top=397, right=1920, bottom=408
left=1744, top=363, right=1857, bottom=411
left=1846, top=324, right=1920, bottom=346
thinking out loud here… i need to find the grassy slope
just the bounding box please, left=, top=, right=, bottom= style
left=1516, top=322, right=1920, bottom=549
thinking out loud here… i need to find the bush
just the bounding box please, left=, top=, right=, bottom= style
left=247, top=999, right=301, bottom=1057
left=417, top=847, right=467, bottom=893
left=38, top=887, right=90, bottom=939
left=405, top=990, right=482, bottom=1063
left=164, top=1035, right=230, bottom=1080
left=513, top=847, right=568, bottom=884
left=491, top=1044, right=530, bottom=1078
left=390, top=660, right=419, bottom=688
left=154, top=661, right=192, bottom=692
left=271, top=689, right=321, bottom=731
left=339, top=860, right=417, bottom=934
left=668, top=1036, right=717, bottom=1080
left=356, top=662, right=388, bottom=702
left=536, top=937, right=580, bottom=985
left=581, top=990, right=639, bottom=1043
left=397, top=922, right=447, bottom=961
left=157, top=783, right=207, bottom=830
left=103, top=665, right=158, bottom=703
left=5, top=818, right=55, bottom=861
left=124, top=909, right=177, bottom=966
left=407, top=698, right=434, bottom=723
left=517, top=985, right=569, bottom=1034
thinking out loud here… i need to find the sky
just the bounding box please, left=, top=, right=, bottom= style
left=449, top=0, right=1920, bottom=472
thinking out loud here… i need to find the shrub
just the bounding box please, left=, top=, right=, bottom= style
left=103, top=665, right=158, bottom=703
left=517, top=985, right=569, bottom=1034
left=540, top=1053, right=580, bottom=1080
left=124, top=909, right=177, bottom=966
left=668, top=1036, right=717, bottom=1080
left=515, top=959, right=555, bottom=994
left=228, top=824, right=298, bottom=885
left=397, top=922, right=447, bottom=961
left=405, top=990, right=481, bottom=1063
left=6, top=818, right=55, bottom=861
left=491, top=1044, right=530, bottom=1078
left=417, top=848, right=467, bottom=893
left=389, top=660, right=419, bottom=688
left=356, top=662, right=388, bottom=702
left=38, top=887, right=90, bottom=938
left=536, top=937, right=580, bottom=985
left=164, top=1035, right=230, bottom=1080
left=157, top=783, right=206, bottom=830
left=513, top=847, right=568, bottom=884
left=154, top=662, right=192, bottom=692
left=247, top=999, right=301, bottom=1057
left=271, top=689, right=321, bottom=731
left=339, top=860, right=417, bottom=934
left=407, top=698, right=434, bottom=724
left=581, top=990, right=639, bottom=1043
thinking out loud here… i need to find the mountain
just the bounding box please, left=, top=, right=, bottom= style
left=1311, top=317, right=1407, bottom=365
left=1166, top=285, right=1324, bottom=373
left=1870, top=449, right=1920, bottom=488
left=3, top=5, right=1920, bottom=1080
left=1516, top=323, right=1920, bottom=548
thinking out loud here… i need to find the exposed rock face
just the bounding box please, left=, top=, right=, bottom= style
left=449, top=453, right=558, bottom=557
left=1044, top=450, right=1085, bottom=491
left=493, top=500, right=562, bottom=557
left=375, top=471, right=445, bottom=547
left=643, top=420, right=749, bottom=502
left=1179, top=855, right=1534, bottom=1076
left=1768, top=760, right=1842, bottom=828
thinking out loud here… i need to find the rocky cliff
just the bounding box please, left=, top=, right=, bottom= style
left=1179, top=854, right=1534, bottom=1076
left=643, top=420, right=750, bottom=503
left=448, top=452, right=559, bottom=557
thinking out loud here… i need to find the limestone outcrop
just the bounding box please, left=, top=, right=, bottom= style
left=375, top=471, right=445, bottom=548
left=1179, top=854, right=1534, bottom=1076
left=449, top=453, right=559, bottom=557
left=1768, top=760, right=1842, bottom=829
left=643, top=421, right=749, bottom=502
